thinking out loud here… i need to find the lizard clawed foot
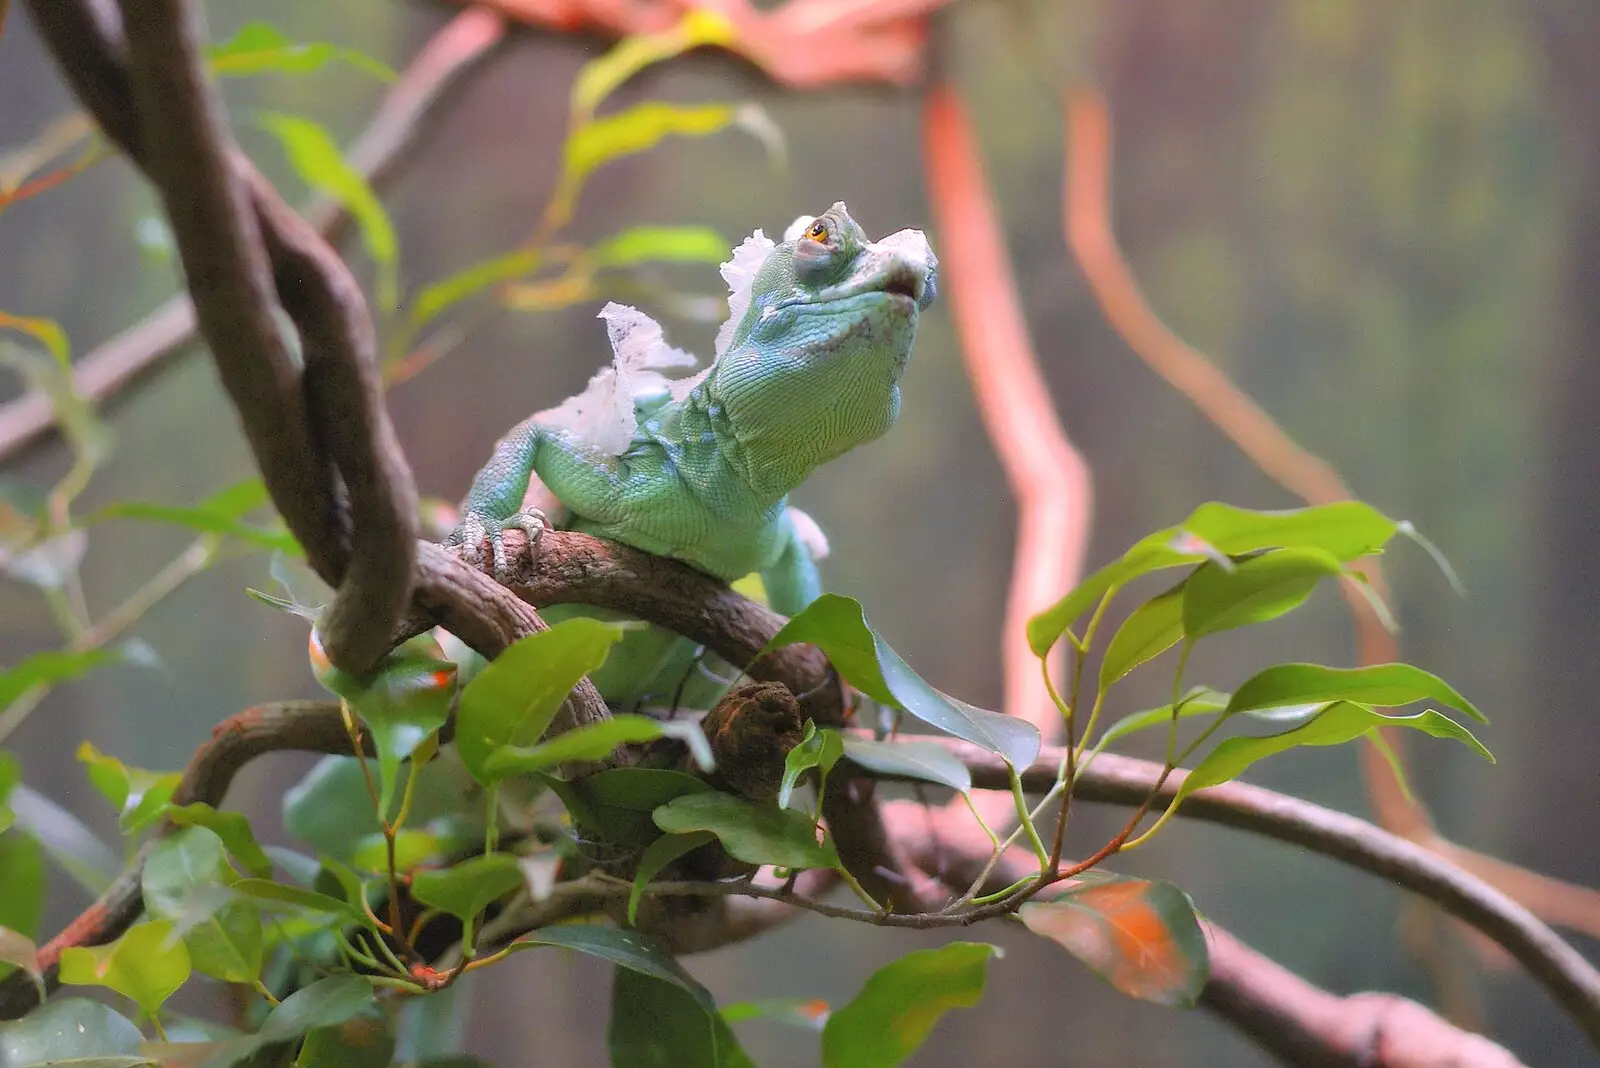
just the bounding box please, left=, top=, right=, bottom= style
left=444, top=509, right=548, bottom=583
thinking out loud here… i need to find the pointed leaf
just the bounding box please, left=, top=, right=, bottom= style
left=1227, top=662, right=1485, bottom=724
left=1171, top=701, right=1494, bottom=814
left=74, top=742, right=179, bottom=834
left=1182, top=547, right=1346, bottom=640
left=0, top=650, right=118, bottom=711
left=455, top=618, right=624, bottom=784
left=1089, top=689, right=1230, bottom=756
left=767, top=595, right=1039, bottom=768
left=59, top=920, right=190, bottom=1017
left=1099, top=584, right=1184, bottom=689
left=483, top=714, right=663, bottom=781
left=0, top=999, right=145, bottom=1065
left=591, top=225, right=730, bottom=268
left=570, top=11, right=735, bottom=119
left=653, top=792, right=836, bottom=870
left=208, top=22, right=394, bottom=80
left=508, top=926, right=713, bottom=1014
left=310, top=631, right=457, bottom=813
left=839, top=738, right=972, bottom=793
left=409, top=853, right=524, bottom=923
left=821, top=943, right=997, bottom=1068
left=164, top=804, right=272, bottom=877
left=609, top=966, right=753, bottom=1068
left=628, top=831, right=714, bottom=926
left=1019, top=871, right=1209, bottom=1006
left=228, top=879, right=367, bottom=926
left=93, top=500, right=298, bottom=555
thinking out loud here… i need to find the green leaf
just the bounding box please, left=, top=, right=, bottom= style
left=208, top=22, right=394, bottom=81
left=1028, top=501, right=1401, bottom=655
left=766, top=595, right=1040, bottom=768
left=258, top=112, right=397, bottom=307
left=407, top=248, right=543, bottom=337
left=165, top=803, right=273, bottom=877
left=777, top=722, right=844, bottom=810
left=1099, top=584, right=1184, bottom=689
left=609, top=966, right=753, bottom=1068
left=1089, top=688, right=1230, bottom=756
left=508, top=926, right=713, bottom=1014
left=92, top=501, right=298, bottom=555
left=1182, top=547, right=1346, bottom=640
left=1226, top=662, right=1485, bottom=724
left=74, top=741, right=180, bottom=834
left=455, top=618, right=624, bottom=784
left=821, top=943, right=997, bottom=1068
left=838, top=738, right=973, bottom=793
left=203, top=975, right=378, bottom=1067
left=0, top=650, right=118, bottom=712
left=141, top=828, right=263, bottom=985
left=310, top=631, right=457, bottom=813
left=1019, top=871, right=1209, bottom=1006
left=1171, top=701, right=1494, bottom=814
left=483, top=714, right=663, bottom=780
left=349, top=828, right=443, bottom=874
left=591, top=225, right=730, bottom=268
left=556, top=768, right=712, bottom=847
left=283, top=753, right=482, bottom=862
left=0, top=999, right=146, bottom=1066
left=0, top=829, right=43, bottom=940
left=409, top=853, right=524, bottom=923
left=653, top=792, right=836, bottom=870
left=570, top=11, right=735, bottom=120
left=297, top=1004, right=394, bottom=1068
left=628, top=831, right=714, bottom=926
left=228, top=878, right=367, bottom=926
left=59, top=920, right=191, bottom=1018
left=0, top=751, right=17, bottom=801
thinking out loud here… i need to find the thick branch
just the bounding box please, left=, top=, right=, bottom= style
left=0, top=8, right=506, bottom=463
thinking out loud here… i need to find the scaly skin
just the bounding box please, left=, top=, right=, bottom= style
left=446, top=203, right=937, bottom=705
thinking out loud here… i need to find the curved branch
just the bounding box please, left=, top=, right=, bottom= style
left=0, top=8, right=506, bottom=464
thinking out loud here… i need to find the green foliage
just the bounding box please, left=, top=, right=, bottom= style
left=653, top=791, right=838, bottom=870
left=163, top=803, right=273, bottom=878
left=820, top=943, right=998, bottom=1068
left=0, top=999, right=146, bottom=1067
left=91, top=478, right=300, bottom=556
left=628, top=831, right=715, bottom=925
left=409, top=854, right=524, bottom=923
left=0, top=651, right=119, bottom=713
left=58, top=920, right=190, bottom=1019
left=208, top=22, right=395, bottom=80
left=506, top=926, right=714, bottom=1015
left=609, top=967, right=754, bottom=1068
left=777, top=720, right=843, bottom=810
left=141, top=828, right=264, bottom=986
left=453, top=618, right=623, bottom=784
left=484, top=714, right=671, bottom=780
left=767, top=594, right=1041, bottom=769
left=1019, top=872, right=1209, bottom=1006
left=838, top=737, right=973, bottom=793
left=209, top=976, right=376, bottom=1067
left=75, top=742, right=180, bottom=835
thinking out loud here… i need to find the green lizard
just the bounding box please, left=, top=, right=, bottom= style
left=445, top=202, right=936, bottom=707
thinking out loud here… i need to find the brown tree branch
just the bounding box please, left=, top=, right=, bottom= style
left=0, top=8, right=505, bottom=464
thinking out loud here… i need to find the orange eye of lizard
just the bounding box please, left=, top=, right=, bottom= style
left=805, top=220, right=828, bottom=242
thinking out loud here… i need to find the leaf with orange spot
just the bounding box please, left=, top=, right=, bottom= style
left=1019, top=871, right=1208, bottom=1007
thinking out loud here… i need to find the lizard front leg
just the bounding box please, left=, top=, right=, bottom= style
left=446, top=416, right=630, bottom=579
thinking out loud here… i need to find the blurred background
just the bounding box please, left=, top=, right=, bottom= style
left=2, top=0, right=1597, bottom=1064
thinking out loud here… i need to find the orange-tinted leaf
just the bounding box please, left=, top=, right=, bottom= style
left=1019, top=871, right=1208, bottom=1006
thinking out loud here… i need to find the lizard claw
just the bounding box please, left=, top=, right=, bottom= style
left=446, top=508, right=548, bottom=583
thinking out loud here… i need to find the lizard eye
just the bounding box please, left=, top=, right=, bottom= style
left=805, top=219, right=829, bottom=243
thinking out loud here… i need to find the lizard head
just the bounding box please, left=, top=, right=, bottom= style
left=711, top=203, right=938, bottom=491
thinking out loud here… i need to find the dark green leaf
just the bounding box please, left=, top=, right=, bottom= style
left=628, top=831, right=714, bottom=925
left=484, top=714, right=663, bottom=780
left=1182, top=547, right=1346, bottom=640
left=59, top=920, right=190, bottom=1017
left=653, top=792, right=836, bottom=870
left=191, top=976, right=378, bottom=1067
left=409, top=853, right=524, bottom=923
left=455, top=618, right=624, bottom=784
left=1171, top=701, right=1494, bottom=813
left=821, top=943, right=997, bottom=1068
left=1099, top=584, right=1184, bottom=689
left=1227, top=662, right=1485, bottom=724
left=297, top=1004, right=393, bottom=1068
left=508, top=926, right=713, bottom=1014
left=558, top=768, right=711, bottom=847
left=165, top=803, right=273, bottom=877
left=767, top=595, right=1040, bottom=768
left=0, top=650, right=118, bottom=712
left=208, top=23, right=394, bottom=81
left=1020, top=871, right=1208, bottom=1006
left=229, top=879, right=367, bottom=926
left=839, top=738, right=971, bottom=793
left=0, top=999, right=146, bottom=1065
left=609, top=966, right=753, bottom=1068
